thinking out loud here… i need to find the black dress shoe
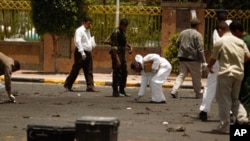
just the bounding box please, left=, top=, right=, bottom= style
left=86, top=88, right=99, bottom=92
left=64, top=85, right=73, bottom=92
left=119, top=92, right=131, bottom=97
left=112, top=92, right=120, bottom=97
left=149, top=100, right=166, bottom=104
left=199, top=111, right=208, bottom=121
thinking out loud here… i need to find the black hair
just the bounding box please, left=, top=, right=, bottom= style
left=119, top=18, right=129, bottom=26
left=191, top=24, right=198, bottom=28
left=130, top=61, right=139, bottom=70
left=216, top=21, right=229, bottom=31
left=229, top=21, right=244, bottom=32
left=82, top=16, right=92, bottom=23
left=216, top=12, right=228, bottom=21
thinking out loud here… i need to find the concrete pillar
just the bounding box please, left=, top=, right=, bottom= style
left=161, top=2, right=206, bottom=56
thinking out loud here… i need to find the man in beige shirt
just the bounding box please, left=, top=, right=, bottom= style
left=207, top=21, right=250, bottom=134
left=0, top=52, right=20, bottom=103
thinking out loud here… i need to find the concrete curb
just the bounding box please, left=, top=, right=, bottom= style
left=0, top=76, right=197, bottom=89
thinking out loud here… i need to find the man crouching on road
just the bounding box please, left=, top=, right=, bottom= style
left=0, top=52, right=20, bottom=103
left=131, top=53, right=172, bottom=103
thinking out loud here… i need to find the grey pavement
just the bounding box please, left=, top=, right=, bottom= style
left=0, top=70, right=207, bottom=89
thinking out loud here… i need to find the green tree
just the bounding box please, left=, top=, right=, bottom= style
left=206, top=0, right=250, bottom=9
left=164, top=33, right=179, bottom=74
left=31, top=0, right=86, bottom=72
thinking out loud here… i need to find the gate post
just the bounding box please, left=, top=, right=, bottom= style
left=161, top=1, right=206, bottom=56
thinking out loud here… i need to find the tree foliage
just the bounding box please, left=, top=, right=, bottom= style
left=206, top=0, right=250, bottom=9
left=30, top=0, right=86, bottom=72
left=164, top=33, right=180, bottom=74
left=31, top=0, right=86, bottom=37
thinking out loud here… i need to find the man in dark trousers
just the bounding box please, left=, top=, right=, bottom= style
left=64, top=17, right=98, bottom=92
left=110, top=18, right=132, bottom=97
left=0, top=52, right=20, bottom=103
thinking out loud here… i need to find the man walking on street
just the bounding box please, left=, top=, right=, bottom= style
left=208, top=21, right=249, bottom=134
left=64, top=17, right=98, bottom=92
left=0, top=52, right=20, bottom=103
left=199, top=10, right=232, bottom=121
left=170, top=18, right=206, bottom=99
left=110, top=18, right=132, bottom=97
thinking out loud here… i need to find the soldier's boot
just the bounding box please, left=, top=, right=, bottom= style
left=119, top=86, right=130, bottom=97
left=112, top=86, right=119, bottom=97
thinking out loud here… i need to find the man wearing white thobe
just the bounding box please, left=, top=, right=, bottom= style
left=131, top=54, right=172, bottom=103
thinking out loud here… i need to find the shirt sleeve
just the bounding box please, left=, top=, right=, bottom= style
left=138, top=74, right=150, bottom=96
left=211, top=40, right=222, bottom=60
left=195, top=34, right=206, bottom=63
left=4, top=65, right=12, bottom=92
left=110, top=30, right=119, bottom=51
left=243, top=42, right=250, bottom=59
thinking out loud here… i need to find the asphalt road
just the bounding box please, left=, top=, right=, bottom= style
left=0, top=82, right=229, bottom=141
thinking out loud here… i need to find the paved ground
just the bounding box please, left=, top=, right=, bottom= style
left=0, top=82, right=229, bottom=141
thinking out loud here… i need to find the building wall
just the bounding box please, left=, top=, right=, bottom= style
left=0, top=41, right=43, bottom=70
left=161, top=2, right=206, bottom=56
left=43, top=34, right=161, bottom=74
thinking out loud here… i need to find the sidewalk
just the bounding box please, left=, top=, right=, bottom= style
left=0, top=70, right=207, bottom=89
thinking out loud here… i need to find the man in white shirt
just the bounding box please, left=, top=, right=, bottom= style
left=64, top=17, right=98, bottom=92
left=131, top=54, right=172, bottom=103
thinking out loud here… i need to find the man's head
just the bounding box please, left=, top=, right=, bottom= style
left=190, top=18, right=201, bottom=29
left=119, top=18, right=129, bottom=31
left=229, top=20, right=245, bottom=38
left=130, top=61, right=142, bottom=73
left=216, top=21, right=230, bottom=37
left=216, top=9, right=228, bottom=22
left=82, top=17, right=92, bottom=29
left=12, top=60, right=20, bottom=72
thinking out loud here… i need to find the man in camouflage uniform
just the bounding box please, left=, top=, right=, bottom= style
left=110, top=18, right=132, bottom=97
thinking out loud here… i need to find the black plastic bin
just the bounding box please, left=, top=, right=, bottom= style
left=75, top=116, right=120, bottom=141
left=27, top=124, right=75, bottom=141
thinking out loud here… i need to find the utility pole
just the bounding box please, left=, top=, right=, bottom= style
left=115, top=0, right=120, bottom=27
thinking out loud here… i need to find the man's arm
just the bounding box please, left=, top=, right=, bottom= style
left=207, top=58, right=216, bottom=73
left=244, top=52, right=250, bottom=62
left=4, top=67, right=16, bottom=102
left=110, top=30, right=121, bottom=68
left=196, top=35, right=206, bottom=63
left=126, top=44, right=132, bottom=54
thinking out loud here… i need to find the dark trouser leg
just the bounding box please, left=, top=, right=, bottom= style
left=119, top=62, right=128, bottom=94
left=64, top=49, right=82, bottom=89
left=111, top=54, right=120, bottom=96
left=112, top=68, right=120, bottom=96
left=82, top=51, right=94, bottom=89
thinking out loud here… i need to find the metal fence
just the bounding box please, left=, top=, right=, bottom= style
left=88, top=5, right=162, bottom=47
left=0, top=1, right=37, bottom=41
left=1, top=1, right=250, bottom=49
left=204, top=9, right=250, bottom=50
